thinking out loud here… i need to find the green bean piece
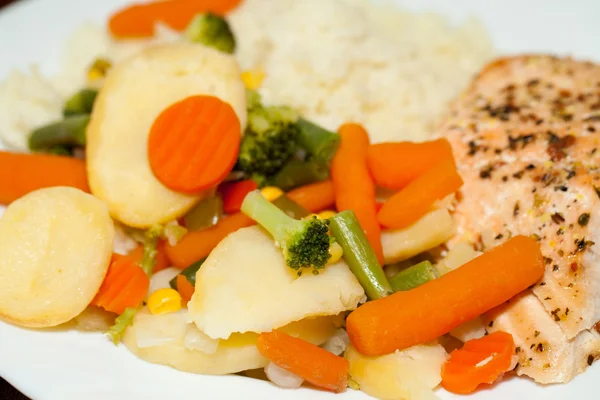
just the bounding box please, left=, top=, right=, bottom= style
left=184, top=196, right=223, bottom=231
left=28, top=115, right=89, bottom=152
left=295, top=118, right=340, bottom=162
left=272, top=194, right=310, bottom=219
left=169, top=258, right=206, bottom=290
left=272, top=159, right=329, bottom=191
left=388, top=260, right=439, bottom=292
left=329, top=211, right=392, bottom=300
left=64, top=88, right=98, bottom=117
left=48, top=145, right=73, bottom=156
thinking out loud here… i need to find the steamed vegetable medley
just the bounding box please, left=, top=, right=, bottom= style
left=0, top=1, right=546, bottom=399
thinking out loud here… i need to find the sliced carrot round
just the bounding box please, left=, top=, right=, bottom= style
left=148, top=95, right=241, bottom=194
left=441, top=331, right=516, bottom=394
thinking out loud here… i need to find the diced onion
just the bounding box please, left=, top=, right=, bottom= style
left=184, top=324, right=220, bottom=354
left=321, top=329, right=349, bottom=356
left=264, top=362, right=304, bottom=389
left=149, top=267, right=180, bottom=296
left=135, top=310, right=187, bottom=348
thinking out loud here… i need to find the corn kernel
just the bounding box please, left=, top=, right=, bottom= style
left=317, top=210, right=336, bottom=220
left=260, top=186, right=284, bottom=202
left=328, top=242, right=344, bottom=264
left=303, top=213, right=319, bottom=220
left=87, top=58, right=112, bottom=82
left=148, top=288, right=182, bottom=315
left=241, top=69, right=265, bottom=90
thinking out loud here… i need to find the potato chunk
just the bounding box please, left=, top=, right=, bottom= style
left=123, top=307, right=341, bottom=375
left=0, top=187, right=114, bottom=327
left=381, top=208, right=456, bottom=264
left=188, top=227, right=365, bottom=339
left=86, top=43, right=247, bottom=228
left=345, top=342, right=447, bottom=400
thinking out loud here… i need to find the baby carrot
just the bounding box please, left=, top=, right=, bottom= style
left=367, top=139, right=455, bottom=190
left=442, top=331, right=515, bottom=394
left=109, top=0, right=242, bottom=38
left=148, top=95, right=241, bottom=194
left=332, top=123, right=384, bottom=265
left=346, top=236, right=544, bottom=356
left=257, top=330, right=349, bottom=393
left=377, top=158, right=463, bottom=230
left=0, top=151, right=89, bottom=204
left=92, top=255, right=150, bottom=315
left=286, top=180, right=335, bottom=213
left=219, top=180, right=258, bottom=214
left=165, top=212, right=255, bottom=268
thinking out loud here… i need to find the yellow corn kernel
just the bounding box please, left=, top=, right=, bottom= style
left=303, top=213, right=319, bottom=220
left=241, top=69, right=265, bottom=90
left=87, top=58, right=112, bottom=82
left=318, top=210, right=336, bottom=220
left=260, top=186, right=284, bottom=202
left=148, top=288, right=182, bottom=315
left=328, top=242, right=344, bottom=264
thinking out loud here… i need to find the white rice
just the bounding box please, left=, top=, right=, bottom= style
left=228, top=0, right=494, bottom=142
left=0, top=0, right=494, bottom=151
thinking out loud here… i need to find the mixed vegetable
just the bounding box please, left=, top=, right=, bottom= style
left=0, top=1, right=549, bottom=399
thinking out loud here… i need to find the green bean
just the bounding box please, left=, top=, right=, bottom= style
left=296, top=118, right=340, bottom=162
left=184, top=196, right=223, bottom=231
left=64, top=88, right=98, bottom=117
left=169, top=258, right=206, bottom=290
left=329, top=211, right=392, bottom=300
left=272, top=159, right=329, bottom=191
left=272, top=194, right=310, bottom=219
left=28, top=115, right=89, bottom=152
left=388, top=260, right=439, bottom=292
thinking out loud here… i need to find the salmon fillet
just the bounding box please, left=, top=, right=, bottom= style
left=441, top=55, right=600, bottom=383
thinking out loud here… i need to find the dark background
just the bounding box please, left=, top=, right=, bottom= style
left=1, top=0, right=29, bottom=396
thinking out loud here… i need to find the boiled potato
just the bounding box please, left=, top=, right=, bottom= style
left=123, top=307, right=341, bottom=375
left=381, top=208, right=456, bottom=265
left=345, top=342, right=447, bottom=400
left=87, top=43, right=247, bottom=228
left=188, top=227, right=365, bottom=339
left=435, top=242, right=480, bottom=276
left=0, top=187, right=114, bottom=327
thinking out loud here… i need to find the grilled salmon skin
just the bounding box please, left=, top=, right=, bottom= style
left=441, top=55, right=600, bottom=383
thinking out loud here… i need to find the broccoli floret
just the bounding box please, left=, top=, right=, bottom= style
left=238, top=91, right=299, bottom=181
left=241, top=191, right=332, bottom=270
left=185, top=13, right=236, bottom=54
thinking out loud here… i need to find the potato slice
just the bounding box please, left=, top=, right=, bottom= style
left=123, top=307, right=341, bottom=375
left=345, top=342, right=447, bottom=400
left=87, top=43, right=247, bottom=228
left=189, top=226, right=365, bottom=339
left=0, top=187, right=114, bottom=327
left=381, top=208, right=456, bottom=265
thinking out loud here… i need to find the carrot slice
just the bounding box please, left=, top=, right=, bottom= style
left=442, top=331, right=516, bottom=394
left=286, top=180, right=335, bottom=213
left=109, top=0, right=243, bottom=38
left=332, top=123, right=384, bottom=265
left=0, top=151, right=89, bottom=204
left=346, top=236, right=544, bottom=356
left=219, top=180, right=258, bottom=214
left=367, top=139, right=455, bottom=190
left=148, top=95, right=241, bottom=194
left=166, top=181, right=338, bottom=268
left=92, top=255, right=150, bottom=315
left=176, top=274, right=196, bottom=304
left=377, top=158, right=463, bottom=230
left=257, top=330, right=349, bottom=393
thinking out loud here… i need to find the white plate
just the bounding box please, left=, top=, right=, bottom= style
left=0, top=0, right=599, bottom=399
